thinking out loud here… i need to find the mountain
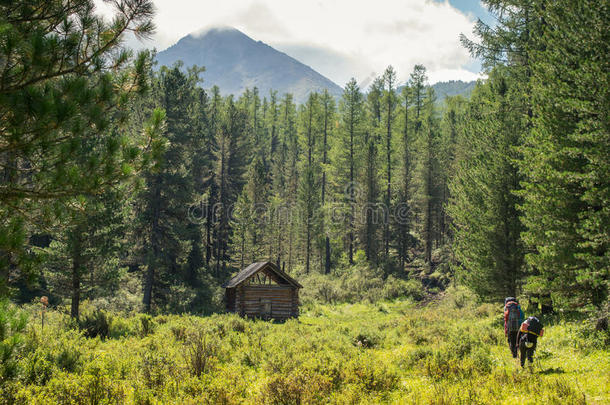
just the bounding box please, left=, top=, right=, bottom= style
left=431, top=80, right=477, bottom=101
left=396, top=80, right=477, bottom=105
left=156, top=27, right=344, bottom=103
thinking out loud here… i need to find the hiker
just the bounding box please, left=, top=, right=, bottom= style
left=518, top=316, right=544, bottom=367
left=504, top=297, right=524, bottom=358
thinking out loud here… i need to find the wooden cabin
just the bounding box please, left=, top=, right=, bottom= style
left=222, top=261, right=302, bottom=320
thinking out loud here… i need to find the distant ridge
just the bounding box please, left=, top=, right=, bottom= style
left=397, top=80, right=477, bottom=104
left=156, top=27, right=344, bottom=103
left=431, top=80, right=477, bottom=101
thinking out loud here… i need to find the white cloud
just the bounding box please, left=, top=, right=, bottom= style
left=95, top=0, right=481, bottom=85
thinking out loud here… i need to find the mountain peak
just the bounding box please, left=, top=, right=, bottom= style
left=189, top=25, right=245, bottom=39
left=156, top=28, right=342, bottom=103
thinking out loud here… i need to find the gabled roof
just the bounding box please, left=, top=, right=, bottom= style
left=222, top=261, right=303, bottom=288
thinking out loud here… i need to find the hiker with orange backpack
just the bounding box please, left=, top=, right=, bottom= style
left=518, top=316, right=544, bottom=367
left=504, top=297, right=524, bottom=358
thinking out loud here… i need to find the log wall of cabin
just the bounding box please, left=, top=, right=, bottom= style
left=291, top=289, right=299, bottom=317
left=225, top=285, right=297, bottom=320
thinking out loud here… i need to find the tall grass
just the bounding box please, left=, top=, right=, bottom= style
left=0, top=288, right=608, bottom=404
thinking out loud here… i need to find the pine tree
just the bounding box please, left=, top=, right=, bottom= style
left=203, top=86, right=222, bottom=269
left=281, top=95, right=300, bottom=272
left=520, top=0, right=609, bottom=310
left=448, top=69, right=525, bottom=300
left=268, top=94, right=294, bottom=269
left=231, top=188, right=253, bottom=270
left=438, top=96, right=466, bottom=246
left=319, top=90, right=336, bottom=274
left=244, top=155, right=269, bottom=263
left=361, top=129, right=380, bottom=264
left=213, top=96, right=249, bottom=278
left=140, top=65, right=201, bottom=312
left=0, top=0, right=157, bottom=295
left=185, top=86, right=214, bottom=289
left=43, top=191, right=128, bottom=319
left=396, top=85, right=414, bottom=269
left=298, top=93, right=322, bottom=273
left=410, top=65, right=427, bottom=137
left=382, top=66, right=398, bottom=262
left=362, top=78, right=384, bottom=263
left=418, top=88, right=439, bottom=265
left=336, top=79, right=365, bottom=265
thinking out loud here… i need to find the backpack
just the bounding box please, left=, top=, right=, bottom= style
left=505, top=302, right=521, bottom=332
left=523, top=316, right=544, bottom=336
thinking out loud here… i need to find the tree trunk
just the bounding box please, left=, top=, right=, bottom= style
left=143, top=176, right=161, bottom=313
left=70, top=225, right=83, bottom=319
left=205, top=201, right=212, bottom=266
left=322, top=98, right=331, bottom=274
left=425, top=142, right=433, bottom=264
left=349, top=109, right=354, bottom=265
left=306, top=226, right=311, bottom=273
left=324, top=236, right=331, bottom=274
left=385, top=110, right=391, bottom=259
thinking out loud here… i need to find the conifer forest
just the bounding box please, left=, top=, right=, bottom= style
left=0, top=1, right=608, bottom=403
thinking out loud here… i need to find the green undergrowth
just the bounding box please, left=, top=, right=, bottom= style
left=1, top=288, right=608, bottom=404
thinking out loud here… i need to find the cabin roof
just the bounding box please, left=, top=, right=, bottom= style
left=222, top=261, right=303, bottom=289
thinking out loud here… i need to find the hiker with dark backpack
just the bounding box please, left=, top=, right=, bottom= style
left=518, top=316, right=544, bottom=367
left=504, top=297, right=524, bottom=358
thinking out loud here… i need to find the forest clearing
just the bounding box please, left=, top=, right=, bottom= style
left=1, top=1, right=608, bottom=404
left=2, top=287, right=609, bottom=404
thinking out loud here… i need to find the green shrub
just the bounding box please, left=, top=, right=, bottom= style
left=78, top=310, right=111, bottom=339
left=54, top=343, right=81, bottom=372
left=109, top=315, right=137, bottom=339
left=139, top=314, right=155, bottom=337
left=184, top=327, right=219, bottom=377
left=574, top=320, right=610, bottom=351
left=3, top=287, right=609, bottom=404
left=343, top=355, right=399, bottom=393
left=225, top=314, right=248, bottom=333
left=300, top=263, right=427, bottom=305
left=382, top=276, right=426, bottom=301
left=140, top=340, right=177, bottom=389
left=467, top=346, right=492, bottom=375
left=422, top=348, right=459, bottom=380
left=23, top=350, right=54, bottom=385
left=261, top=373, right=305, bottom=404
left=352, top=330, right=380, bottom=349
left=0, top=299, right=27, bottom=382
left=405, top=346, right=434, bottom=368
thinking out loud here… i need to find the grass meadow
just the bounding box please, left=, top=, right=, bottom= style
left=1, top=287, right=608, bottom=404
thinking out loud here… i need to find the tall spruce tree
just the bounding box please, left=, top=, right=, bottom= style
left=203, top=86, right=222, bottom=269
left=382, top=67, right=397, bottom=262
left=213, top=96, right=249, bottom=278
left=519, top=0, right=609, bottom=310
left=396, top=85, right=414, bottom=269
left=362, top=78, right=384, bottom=263
left=438, top=96, right=466, bottom=247
left=281, top=95, right=300, bottom=272
left=336, top=79, right=365, bottom=265
left=140, top=65, right=200, bottom=312
left=319, top=90, right=336, bottom=274
left=298, top=93, right=322, bottom=273
left=449, top=69, right=525, bottom=300
left=43, top=191, right=128, bottom=319
left=418, top=88, right=439, bottom=265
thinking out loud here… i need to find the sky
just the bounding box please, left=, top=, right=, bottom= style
left=97, top=0, right=493, bottom=86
